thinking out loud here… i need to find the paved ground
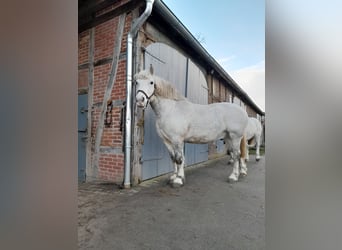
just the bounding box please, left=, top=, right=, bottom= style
left=78, top=155, right=265, bottom=250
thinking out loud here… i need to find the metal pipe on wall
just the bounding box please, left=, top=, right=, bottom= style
left=124, top=0, right=155, bottom=188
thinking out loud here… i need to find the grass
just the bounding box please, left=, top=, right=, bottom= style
left=248, top=145, right=265, bottom=155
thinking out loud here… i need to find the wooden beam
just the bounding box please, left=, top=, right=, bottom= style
left=94, top=57, right=113, bottom=67
left=78, top=52, right=126, bottom=70
left=78, top=62, right=89, bottom=70
left=92, top=13, right=127, bottom=175
left=86, top=27, right=95, bottom=180
left=79, top=0, right=141, bottom=33
left=79, top=0, right=120, bottom=18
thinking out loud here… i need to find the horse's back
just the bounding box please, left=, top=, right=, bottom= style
left=212, top=102, right=248, bottom=133
left=246, top=117, right=262, bottom=139
left=250, top=117, right=262, bottom=134
left=157, top=100, right=248, bottom=143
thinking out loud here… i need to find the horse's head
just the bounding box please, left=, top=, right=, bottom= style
left=135, top=65, right=155, bottom=109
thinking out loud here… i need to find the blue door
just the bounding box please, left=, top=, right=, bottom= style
left=142, top=43, right=208, bottom=180
left=78, top=94, right=88, bottom=182
left=142, top=43, right=188, bottom=180
left=184, top=59, right=209, bottom=165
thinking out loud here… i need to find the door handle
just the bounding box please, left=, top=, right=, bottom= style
left=80, top=107, right=88, bottom=113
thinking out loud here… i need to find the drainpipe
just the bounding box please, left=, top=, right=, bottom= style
left=124, top=0, right=155, bottom=188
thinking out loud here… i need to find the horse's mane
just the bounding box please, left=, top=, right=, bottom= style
left=135, top=70, right=186, bottom=101
left=154, top=78, right=186, bottom=101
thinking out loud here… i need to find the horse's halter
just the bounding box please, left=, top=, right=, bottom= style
left=137, top=89, right=155, bottom=109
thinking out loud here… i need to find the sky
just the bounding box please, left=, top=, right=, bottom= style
left=162, top=0, right=265, bottom=111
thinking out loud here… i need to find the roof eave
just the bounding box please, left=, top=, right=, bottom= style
left=153, top=0, right=264, bottom=115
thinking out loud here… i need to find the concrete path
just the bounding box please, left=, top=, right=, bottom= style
left=78, top=156, right=265, bottom=250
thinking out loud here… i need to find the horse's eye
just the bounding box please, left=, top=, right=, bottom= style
left=150, top=81, right=154, bottom=85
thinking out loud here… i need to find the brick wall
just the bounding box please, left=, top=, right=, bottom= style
left=212, top=78, right=220, bottom=102
left=246, top=105, right=257, bottom=118
left=78, top=12, right=133, bottom=183
left=98, top=153, right=124, bottom=183
left=79, top=30, right=90, bottom=65
left=219, top=81, right=226, bottom=102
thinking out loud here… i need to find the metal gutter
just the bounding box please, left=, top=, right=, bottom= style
left=124, top=0, right=155, bottom=188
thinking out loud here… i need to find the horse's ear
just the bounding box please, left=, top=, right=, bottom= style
left=149, top=64, right=154, bottom=75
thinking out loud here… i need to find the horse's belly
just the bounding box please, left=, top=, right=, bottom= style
left=184, top=124, right=225, bottom=143
left=185, top=135, right=220, bottom=144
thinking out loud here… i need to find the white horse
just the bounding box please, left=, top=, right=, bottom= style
left=135, top=66, right=248, bottom=187
left=245, top=117, right=263, bottom=161
left=228, top=117, right=263, bottom=163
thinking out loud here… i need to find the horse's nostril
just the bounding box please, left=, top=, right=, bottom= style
left=141, top=96, right=145, bottom=101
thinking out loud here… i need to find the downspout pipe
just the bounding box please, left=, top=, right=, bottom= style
left=124, top=0, right=155, bottom=188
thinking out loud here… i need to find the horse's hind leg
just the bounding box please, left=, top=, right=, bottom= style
left=239, top=135, right=248, bottom=176
left=255, top=135, right=261, bottom=161
left=245, top=139, right=250, bottom=162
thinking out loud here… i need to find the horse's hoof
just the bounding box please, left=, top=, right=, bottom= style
left=171, top=177, right=183, bottom=188
left=169, top=174, right=177, bottom=183
left=240, top=169, right=247, bottom=176
left=256, top=158, right=260, bottom=161
left=240, top=172, right=247, bottom=178
left=228, top=175, right=238, bottom=183
left=171, top=182, right=183, bottom=188
left=228, top=178, right=238, bottom=183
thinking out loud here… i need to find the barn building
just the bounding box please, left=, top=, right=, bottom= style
left=78, top=0, right=265, bottom=186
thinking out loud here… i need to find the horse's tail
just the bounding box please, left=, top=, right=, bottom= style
left=240, top=134, right=247, bottom=159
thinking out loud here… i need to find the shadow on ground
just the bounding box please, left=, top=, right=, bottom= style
left=78, top=155, right=265, bottom=250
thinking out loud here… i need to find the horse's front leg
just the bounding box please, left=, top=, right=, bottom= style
left=229, top=151, right=240, bottom=182
left=228, top=135, right=246, bottom=182
left=169, top=164, right=178, bottom=183
left=225, top=140, right=234, bottom=164
left=171, top=143, right=185, bottom=188
left=162, top=140, right=178, bottom=184
left=228, top=152, right=234, bottom=164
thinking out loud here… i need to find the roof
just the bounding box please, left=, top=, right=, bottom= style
left=151, top=0, right=264, bottom=115
left=78, top=0, right=264, bottom=115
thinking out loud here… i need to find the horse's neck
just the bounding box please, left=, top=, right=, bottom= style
left=150, top=96, right=176, bottom=118
left=150, top=96, right=163, bottom=118
left=149, top=96, right=158, bottom=115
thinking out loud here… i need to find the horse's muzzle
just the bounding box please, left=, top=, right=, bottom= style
left=136, top=94, right=146, bottom=108
left=136, top=91, right=151, bottom=109
left=136, top=101, right=145, bottom=108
